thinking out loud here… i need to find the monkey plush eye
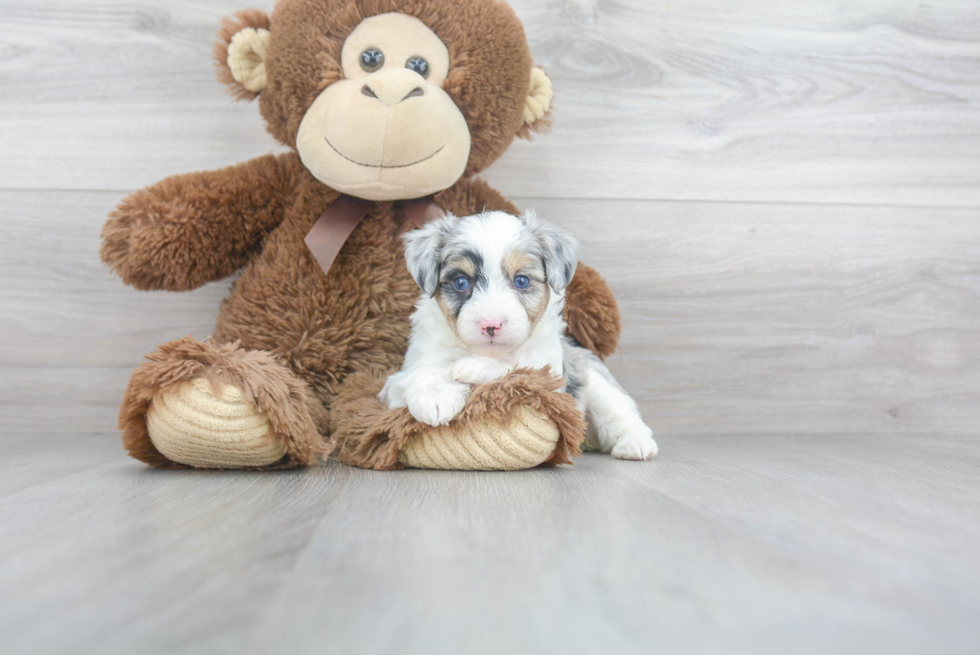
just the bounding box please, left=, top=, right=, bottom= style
left=406, top=56, right=429, bottom=78
left=360, top=48, right=385, bottom=72
left=514, top=275, right=530, bottom=289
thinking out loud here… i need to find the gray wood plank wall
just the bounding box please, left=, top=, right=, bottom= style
left=2, top=3, right=980, bottom=653
left=1, top=0, right=979, bottom=443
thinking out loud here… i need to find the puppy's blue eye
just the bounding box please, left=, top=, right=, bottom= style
left=514, top=275, right=530, bottom=289
left=454, top=276, right=470, bottom=291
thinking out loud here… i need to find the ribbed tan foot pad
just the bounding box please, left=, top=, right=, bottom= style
left=397, top=406, right=560, bottom=471
left=146, top=378, right=286, bottom=469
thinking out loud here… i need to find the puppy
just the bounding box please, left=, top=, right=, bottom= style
left=380, top=211, right=658, bottom=460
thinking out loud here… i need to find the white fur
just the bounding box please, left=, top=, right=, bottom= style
left=379, top=289, right=565, bottom=425
left=581, top=359, right=658, bottom=460
left=381, top=212, right=658, bottom=461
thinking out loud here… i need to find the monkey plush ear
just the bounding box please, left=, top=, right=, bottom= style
left=518, top=67, right=554, bottom=139
left=214, top=9, right=271, bottom=101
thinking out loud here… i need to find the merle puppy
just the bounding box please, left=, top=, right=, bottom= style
left=380, top=211, right=658, bottom=460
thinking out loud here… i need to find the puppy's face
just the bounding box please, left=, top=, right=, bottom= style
left=404, top=211, right=578, bottom=353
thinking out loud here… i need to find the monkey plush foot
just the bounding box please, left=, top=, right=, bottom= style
left=331, top=367, right=586, bottom=471
left=120, top=337, right=329, bottom=469
left=147, top=377, right=287, bottom=468
left=397, top=404, right=561, bottom=470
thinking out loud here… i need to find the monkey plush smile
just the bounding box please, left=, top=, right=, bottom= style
left=296, top=12, right=471, bottom=200
left=323, top=137, right=445, bottom=170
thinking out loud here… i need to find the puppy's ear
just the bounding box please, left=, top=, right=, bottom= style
left=403, top=215, right=459, bottom=295
left=524, top=210, right=578, bottom=292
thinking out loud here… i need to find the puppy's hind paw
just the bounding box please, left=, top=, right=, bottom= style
left=407, top=383, right=470, bottom=427
left=611, top=431, right=659, bottom=461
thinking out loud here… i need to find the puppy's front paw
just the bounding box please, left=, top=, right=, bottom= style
left=451, top=357, right=508, bottom=385
left=378, top=372, right=409, bottom=409
left=611, top=430, right=659, bottom=461
left=378, top=380, right=398, bottom=408
left=407, top=383, right=470, bottom=426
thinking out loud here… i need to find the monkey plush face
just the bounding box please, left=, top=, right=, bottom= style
left=215, top=0, right=554, bottom=201
left=295, top=13, right=470, bottom=200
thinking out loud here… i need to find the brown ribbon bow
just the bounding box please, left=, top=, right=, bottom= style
left=304, top=194, right=445, bottom=276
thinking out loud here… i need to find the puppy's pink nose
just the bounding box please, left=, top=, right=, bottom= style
left=480, top=320, right=503, bottom=338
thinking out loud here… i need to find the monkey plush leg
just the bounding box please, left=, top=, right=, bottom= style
left=120, top=337, right=329, bottom=469
left=331, top=367, right=586, bottom=471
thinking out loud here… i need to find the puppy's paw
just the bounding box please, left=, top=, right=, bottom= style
left=451, top=357, right=509, bottom=385
left=407, top=383, right=470, bottom=427
left=611, top=429, right=659, bottom=461
left=378, top=373, right=407, bottom=409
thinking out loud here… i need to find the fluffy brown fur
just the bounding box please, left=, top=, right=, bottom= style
left=331, top=367, right=585, bottom=470
left=102, top=154, right=301, bottom=291
left=120, top=337, right=329, bottom=469
left=105, top=0, right=620, bottom=469
left=564, top=263, right=622, bottom=360
left=214, top=9, right=272, bottom=102
left=217, top=0, right=550, bottom=173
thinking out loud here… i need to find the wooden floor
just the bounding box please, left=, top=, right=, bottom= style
left=2, top=0, right=980, bottom=652
left=1, top=434, right=978, bottom=654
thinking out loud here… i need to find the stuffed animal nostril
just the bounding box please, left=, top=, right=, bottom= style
left=403, top=87, right=425, bottom=101
left=361, top=84, right=378, bottom=99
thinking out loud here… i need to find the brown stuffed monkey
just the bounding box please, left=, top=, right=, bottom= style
left=101, top=0, right=622, bottom=471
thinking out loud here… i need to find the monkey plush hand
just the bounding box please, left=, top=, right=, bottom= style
left=102, top=0, right=621, bottom=471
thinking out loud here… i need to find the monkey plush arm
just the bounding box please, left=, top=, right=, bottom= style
left=101, top=153, right=298, bottom=291
left=562, top=265, right=621, bottom=359
left=435, top=179, right=622, bottom=359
